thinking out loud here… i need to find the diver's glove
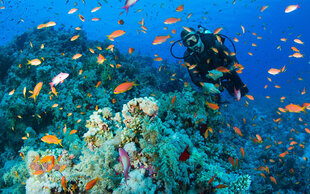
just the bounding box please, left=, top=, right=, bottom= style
left=206, top=69, right=223, bottom=81
left=202, top=83, right=220, bottom=94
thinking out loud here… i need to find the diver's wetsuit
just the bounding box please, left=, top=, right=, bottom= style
left=184, top=33, right=249, bottom=97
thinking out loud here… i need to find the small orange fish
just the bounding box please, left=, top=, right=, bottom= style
left=78, top=14, right=85, bottom=22
left=186, top=13, right=192, bottom=19
left=85, top=177, right=99, bottom=191
left=285, top=104, right=305, bottom=113
left=33, top=170, right=44, bottom=175
left=294, top=39, right=303, bottom=44
left=152, top=34, right=171, bottom=45
left=270, top=176, right=277, bottom=184
left=60, top=164, right=66, bottom=172
left=70, top=130, right=78, bottom=135
left=91, top=6, right=101, bottom=13
left=241, top=25, right=245, bottom=33
left=164, top=17, right=181, bottom=24
left=154, top=57, right=163, bottom=61
left=176, top=4, right=184, bottom=12
left=289, top=53, right=303, bottom=58
left=61, top=176, right=67, bottom=191
left=27, top=59, right=41, bottom=66
left=246, top=95, right=254, bottom=100
left=97, top=54, right=106, bottom=64
left=234, top=126, right=243, bottom=137
left=92, top=17, right=100, bottom=21
left=107, top=30, right=126, bottom=41
left=285, top=4, right=300, bottom=13
left=68, top=8, right=78, bottom=14
left=29, top=82, right=43, bottom=102
left=213, top=27, right=223, bottom=34
left=240, top=147, right=245, bottom=158
left=260, top=5, right=269, bottom=12
left=129, top=47, right=134, bottom=54
left=95, top=81, right=102, bottom=88
left=72, top=53, right=82, bottom=60
left=70, top=35, right=79, bottom=41
left=41, top=134, right=62, bottom=147
left=114, top=81, right=138, bottom=94
left=205, top=102, right=219, bottom=110
left=171, top=95, right=176, bottom=108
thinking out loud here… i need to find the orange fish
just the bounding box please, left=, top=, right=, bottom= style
left=61, top=176, right=67, bottom=191
left=234, top=126, right=243, bottom=137
left=285, top=4, right=300, bottom=13
left=291, top=47, right=300, bottom=52
left=285, top=104, right=305, bottom=113
left=45, top=21, right=56, bottom=27
left=91, top=6, right=101, bottom=13
left=240, top=147, right=245, bottom=158
left=215, top=66, right=230, bottom=73
left=107, top=30, right=126, bottom=41
left=68, top=8, right=78, bottom=14
left=41, top=134, right=62, bottom=147
left=29, top=82, right=43, bottom=102
left=129, top=47, right=134, bottom=54
left=95, top=81, right=102, bottom=88
left=246, top=95, right=254, bottom=100
left=213, top=27, right=223, bottom=34
left=279, top=151, right=289, bottom=158
left=164, top=17, right=181, bottom=24
left=294, top=39, right=304, bottom=44
left=33, top=170, right=44, bottom=175
left=92, top=18, right=100, bottom=21
left=72, top=53, right=82, bottom=60
left=205, top=102, right=219, bottom=110
left=37, top=24, right=47, bottom=29
left=70, top=130, right=78, bottom=135
left=106, top=45, right=114, bottom=52
left=70, top=35, right=79, bottom=41
left=78, top=14, right=85, bottom=22
left=270, top=176, right=277, bottom=184
left=27, top=59, right=41, bottom=66
left=171, top=95, right=176, bottom=108
left=176, top=4, right=184, bottom=12
left=9, top=89, right=15, bottom=95
left=260, top=5, right=269, bottom=12
left=289, top=53, right=303, bottom=58
left=152, top=34, right=171, bottom=45
left=241, top=25, right=245, bottom=33
left=97, top=54, right=106, bottom=64
left=113, top=81, right=138, bottom=94
left=186, top=13, right=192, bottom=19
left=154, top=57, right=163, bottom=61
left=85, top=177, right=99, bottom=191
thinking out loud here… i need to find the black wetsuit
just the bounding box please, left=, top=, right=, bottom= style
left=184, top=33, right=249, bottom=97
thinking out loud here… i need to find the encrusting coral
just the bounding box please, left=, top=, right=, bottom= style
left=21, top=97, right=251, bottom=193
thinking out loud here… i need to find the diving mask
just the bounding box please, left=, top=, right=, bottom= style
left=183, top=33, right=202, bottom=53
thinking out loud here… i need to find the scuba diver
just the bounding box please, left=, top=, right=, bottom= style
left=170, top=26, right=249, bottom=101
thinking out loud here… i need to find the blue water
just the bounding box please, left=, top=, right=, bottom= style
left=0, top=0, right=309, bottom=193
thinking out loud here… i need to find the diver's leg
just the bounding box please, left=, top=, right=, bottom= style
left=224, top=71, right=249, bottom=97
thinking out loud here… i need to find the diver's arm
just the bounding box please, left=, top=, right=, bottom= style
left=187, top=64, right=206, bottom=87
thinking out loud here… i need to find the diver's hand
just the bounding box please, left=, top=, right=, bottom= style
left=206, top=70, right=223, bottom=81
left=203, top=83, right=220, bottom=94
